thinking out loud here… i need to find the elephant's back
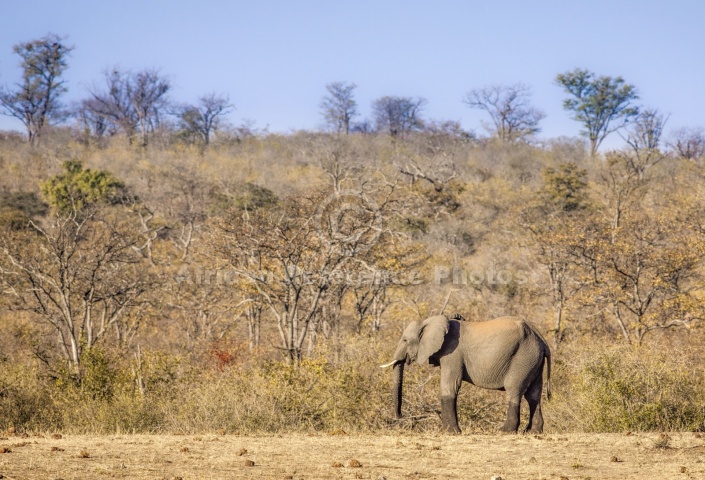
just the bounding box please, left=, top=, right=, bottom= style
left=465, top=316, right=526, bottom=337
left=462, top=316, right=548, bottom=357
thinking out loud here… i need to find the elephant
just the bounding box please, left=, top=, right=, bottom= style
left=381, top=314, right=551, bottom=434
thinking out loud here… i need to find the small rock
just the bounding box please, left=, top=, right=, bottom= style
left=78, top=449, right=90, bottom=458
left=377, top=476, right=388, bottom=480
left=610, top=456, right=621, bottom=462
left=348, top=459, right=362, bottom=468
left=237, top=447, right=248, bottom=456
left=216, top=428, right=226, bottom=435
left=680, top=466, right=687, bottom=473
left=0, top=447, right=11, bottom=453
left=244, top=459, right=255, bottom=467
left=490, top=476, right=503, bottom=480
left=331, top=461, right=343, bottom=468
left=51, top=446, right=65, bottom=452
left=7, top=427, right=15, bottom=435
left=52, top=433, right=63, bottom=439
left=180, top=447, right=190, bottom=453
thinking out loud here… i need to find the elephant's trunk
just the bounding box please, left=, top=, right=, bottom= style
left=392, top=361, right=404, bottom=419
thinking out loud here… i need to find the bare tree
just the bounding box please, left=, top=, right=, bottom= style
left=129, top=69, right=170, bottom=146
left=620, top=108, right=668, bottom=179
left=178, top=92, right=233, bottom=145
left=463, top=83, right=545, bottom=142
left=83, top=69, right=136, bottom=137
left=397, top=154, right=461, bottom=216
left=83, top=68, right=171, bottom=145
left=623, top=108, right=667, bottom=152
left=668, top=127, right=705, bottom=161
left=320, top=82, right=358, bottom=135
left=0, top=207, right=153, bottom=373
left=0, top=33, right=73, bottom=144
left=74, top=99, right=111, bottom=139
left=372, top=96, right=426, bottom=137
left=214, top=194, right=349, bottom=362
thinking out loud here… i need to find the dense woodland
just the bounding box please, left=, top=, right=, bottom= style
left=1, top=34, right=705, bottom=434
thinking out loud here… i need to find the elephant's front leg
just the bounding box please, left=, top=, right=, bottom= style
left=440, top=367, right=462, bottom=434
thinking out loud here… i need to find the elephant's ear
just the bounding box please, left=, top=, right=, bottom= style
left=416, top=315, right=449, bottom=366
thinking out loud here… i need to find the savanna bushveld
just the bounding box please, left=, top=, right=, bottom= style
left=2, top=34, right=705, bottom=445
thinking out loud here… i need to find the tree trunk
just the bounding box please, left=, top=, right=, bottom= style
left=553, top=302, right=563, bottom=351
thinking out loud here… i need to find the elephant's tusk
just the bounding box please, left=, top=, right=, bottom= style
left=379, top=360, right=399, bottom=368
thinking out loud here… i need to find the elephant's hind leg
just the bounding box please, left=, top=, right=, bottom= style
left=522, top=373, right=544, bottom=434
left=500, top=390, right=522, bottom=433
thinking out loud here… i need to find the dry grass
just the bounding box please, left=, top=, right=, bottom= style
left=2, top=432, right=704, bottom=479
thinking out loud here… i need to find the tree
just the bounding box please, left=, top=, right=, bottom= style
left=623, top=108, right=667, bottom=153
left=669, top=127, right=705, bottom=161
left=178, top=93, right=233, bottom=145
left=80, top=70, right=135, bottom=138
left=320, top=82, right=358, bottom=135
left=538, top=162, right=589, bottom=213
left=620, top=108, right=668, bottom=180
left=556, top=68, right=639, bottom=156
left=0, top=205, right=153, bottom=373
left=0, top=33, right=73, bottom=144
left=83, top=68, right=171, bottom=145
left=463, top=83, right=545, bottom=142
left=587, top=210, right=705, bottom=345
left=40, top=160, right=125, bottom=214
left=213, top=194, right=354, bottom=362
left=372, top=96, right=426, bottom=137
left=598, top=151, right=650, bottom=235
left=525, top=163, right=590, bottom=349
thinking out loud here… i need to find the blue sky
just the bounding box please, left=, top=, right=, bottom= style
left=0, top=0, right=703, bottom=147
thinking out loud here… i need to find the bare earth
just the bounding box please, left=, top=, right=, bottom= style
left=1, top=432, right=704, bottom=479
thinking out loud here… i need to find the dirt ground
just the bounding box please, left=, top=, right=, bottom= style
left=1, top=431, right=704, bottom=479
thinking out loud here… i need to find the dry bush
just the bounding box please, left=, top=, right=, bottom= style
left=2, top=128, right=705, bottom=437
left=550, top=342, right=705, bottom=432
left=2, top=334, right=705, bottom=434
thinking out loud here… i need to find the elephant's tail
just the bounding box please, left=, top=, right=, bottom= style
left=544, top=348, right=552, bottom=401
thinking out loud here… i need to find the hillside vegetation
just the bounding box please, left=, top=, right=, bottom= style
left=1, top=127, right=705, bottom=434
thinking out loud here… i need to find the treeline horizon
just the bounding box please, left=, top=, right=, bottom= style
left=1, top=34, right=704, bottom=158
